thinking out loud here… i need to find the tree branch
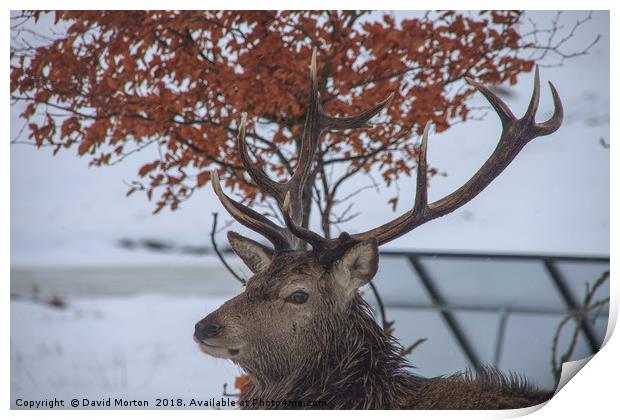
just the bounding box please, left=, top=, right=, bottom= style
left=551, top=270, right=609, bottom=387
left=210, top=212, right=245, bottom=286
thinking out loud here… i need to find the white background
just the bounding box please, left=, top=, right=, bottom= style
left=5, top=3, right=616, bottom=420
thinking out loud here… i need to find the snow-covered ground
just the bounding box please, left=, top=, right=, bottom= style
left=10, top=254, right=610, bottom=409
left=11, top=294, right=244, bottom=409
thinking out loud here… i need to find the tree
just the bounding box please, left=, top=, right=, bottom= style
left=11, top=10, right=596, bottom=237
left=10, top=11, right=556, bottom=222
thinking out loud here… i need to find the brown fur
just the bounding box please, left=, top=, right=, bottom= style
left=196, top=248, right=552, bottom=410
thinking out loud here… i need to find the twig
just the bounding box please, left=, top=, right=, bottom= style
left=521, top=11, right=601, bottom=67
left=551, top=270, right=609, bottom=386
left=401, top=338, right=428, bottom=357
left=222, top=382, right=240, bottom=397
left=210, top=212, right=245, bottom=286
left=329, top=202, right=361, bottom=225
left=368, top=280, right=393, bottom=333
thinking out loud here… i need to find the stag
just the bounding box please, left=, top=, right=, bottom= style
left=194, top=49, right=562, bottom=409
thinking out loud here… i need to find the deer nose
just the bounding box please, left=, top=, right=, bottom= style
left=194, top=321, right=222, bottom=340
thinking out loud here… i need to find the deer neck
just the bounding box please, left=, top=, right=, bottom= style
left=243, top=295, right=418, bottom=409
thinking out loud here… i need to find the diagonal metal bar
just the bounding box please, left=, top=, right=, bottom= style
left=493, top=308, right=509, bottom=367
left=407, top=256, right=482, bottom=371
left=543, top=259, right=600, bottom=353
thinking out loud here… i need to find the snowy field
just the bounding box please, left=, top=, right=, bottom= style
left=11, top=294, right=244, bottom=409
left=10, top=255, right=610, bottom=409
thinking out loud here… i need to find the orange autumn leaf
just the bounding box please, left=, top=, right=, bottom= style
left=234, top=375, right=251, bottom=392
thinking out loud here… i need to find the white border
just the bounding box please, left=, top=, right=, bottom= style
left=4, top=2, right=616, bottom=420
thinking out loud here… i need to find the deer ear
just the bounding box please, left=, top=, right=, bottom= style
left=227, top=231, right=273, bottom=274
left=332, top=238, right=379, bottom=294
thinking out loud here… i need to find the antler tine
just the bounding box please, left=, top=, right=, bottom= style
left=321, top=92, right=395, bottom=130
left=281, top=191, right=328, bottom=250
left=464, top=77, right=515, bottom=128
left=523, top=65, right=540, bottom=123
left=272, top=49, right=321, bottom=233
left=310, top=45, right=318, bottom=86
left=236, top=112, right=284, bottom=201
left=520, top=66, right=562, bottom=137
left=342, top=123, right=434, bottom=246
left=413, top=122, right=431, bottom=213
left=211, top=170, right=291, bottom=251
left=533, top=81, right=563, bottom=136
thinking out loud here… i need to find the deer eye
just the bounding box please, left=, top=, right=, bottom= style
left=285, top=290, right=309, bottom=304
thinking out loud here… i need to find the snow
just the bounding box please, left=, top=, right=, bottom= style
left=11, top=295, right=243, bottom=409
left=10, top=255, right=609, bottom=408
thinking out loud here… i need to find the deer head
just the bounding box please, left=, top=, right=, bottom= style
left=194, top=49, right=562, bottom=384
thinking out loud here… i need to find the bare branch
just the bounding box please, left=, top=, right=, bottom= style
left=551, top=270, right=609, bottom=386
left=210, top=212, right=245, bottom=286
left=401, top=338, right=428, bottom=357
left=368, top=280, right=393, bottom=333
left=521, top=11, right=601, bottom=67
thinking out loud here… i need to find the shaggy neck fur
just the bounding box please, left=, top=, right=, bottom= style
left=241, top=295, right=420, bottom=409
left=238, top=294, right=552, bottom=410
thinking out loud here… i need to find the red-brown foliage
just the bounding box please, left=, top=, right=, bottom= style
left=11, top=11, right=534, bottom=216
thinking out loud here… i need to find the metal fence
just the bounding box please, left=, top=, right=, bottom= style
left=376, top=250, right=610, bottom=370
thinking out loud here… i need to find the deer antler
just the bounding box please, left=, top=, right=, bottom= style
left=210, top=170, right=291, bottom=250
left=212, top=48, right=393, bottom=250
left=213, top=51, right=563, bottom=261
left=344, top=66, right=563, bottom=247
left=279, top=65, right=563, bottom=264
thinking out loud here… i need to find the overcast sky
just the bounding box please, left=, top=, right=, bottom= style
left=10, top=11, right=610, bottom=267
